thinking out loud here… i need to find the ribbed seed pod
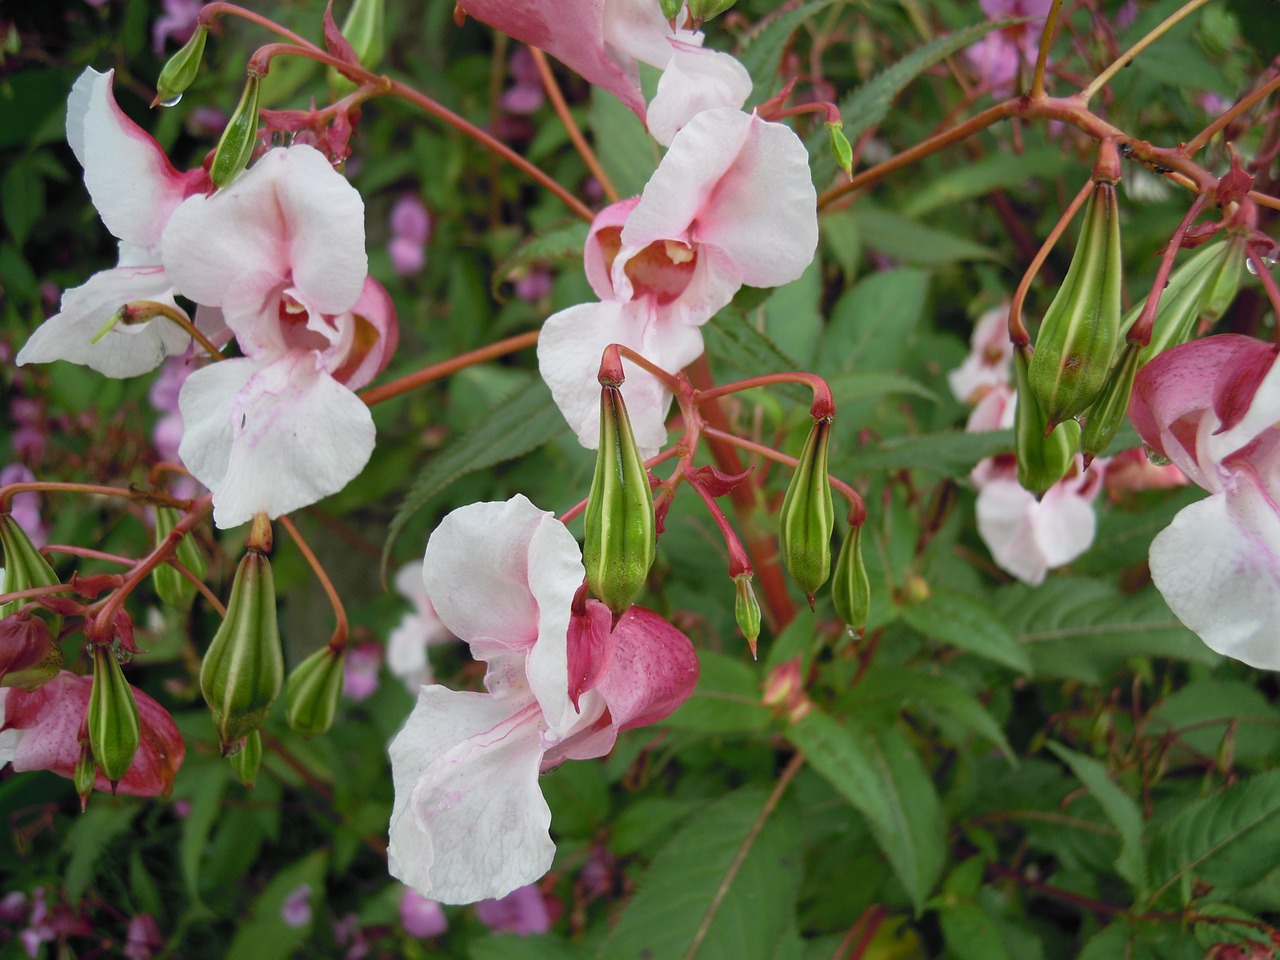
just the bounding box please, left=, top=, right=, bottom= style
left=1014, top=346, right=1080, bottom=496
left=778, top=418, right=835, bottom=606
left=210, top=73, right=261, bottom=187
left=1, top=514, right=60, bottom=619
left=152, top=506, right=207, bottom=612
left=285, top=645, right=347, bottom=737
left=87, top=645, right=141, bottom=788
left=832, top=522, right=871, bottom=637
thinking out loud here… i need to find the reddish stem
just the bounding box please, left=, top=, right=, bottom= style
left=1127, top=192, right=1210, bottom=347
left=696, top=371, right=836, bottom=421
left=278, top=515, right=349, bottom=651
left=1008, top=176, right=1095, bottom=346
left=359, top=329, right=539, bottom=406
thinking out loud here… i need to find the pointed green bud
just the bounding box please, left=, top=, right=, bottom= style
left=210, top=73, right=261, bottom=188
left=199, top=549, right=284, bottom=753
left=1, top=513, right=60, bottom=619
left=88, top=645, right=141, bottom=787
left=584, top=385, right=657, bottom=618
left=660, top=0, right=683, bottom=20
left=152, top=506, right=207, bottom=612
left=1081, top=343, right=1142, bottom=461
left=1014, top=346, right=1079, bottom=496
left=152, top=24, right=208, bottom=107
left=228, top=730, right=263, bottom=788
left=75, top=740, right=95, bottom=811
left=733, top=575, right=762, bottom=658
left=1133, top=239, right=1242, bottom=365
left=779, top=418, right=835, bottom=607
left=827, top=122, right=853, bottom=179
left=1028, top=181, right=1124, bottom=426
left=689, top=0, right=737, bottom=24
left=285, top=645, right=347, bottom=737
left=832, top=522, right=871, bottom=637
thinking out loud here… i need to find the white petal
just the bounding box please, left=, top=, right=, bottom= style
left=525, top=514, right=591, bottom=739
left=388, top=688, right=552, bottom=904
left=17, top=261, right=190, bottom=377
left=648, top=41, right=751, bottom=147
left=975, top=479, right=1049, bottom=585
left=1150, top=483, right=1280, bottom=669
left=177, top=358, right=255, bottom=505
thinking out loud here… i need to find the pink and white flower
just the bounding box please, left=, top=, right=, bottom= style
left=1129, top=334, right=1280, bottom=668
left=17, top=69, right=212, bottom=377
left=388, top=496, right=698, bottom=904
left=964, top=0, right=1054, bottom=93
left=387, top=562, right=455, bottom=692
left=948, top=305, right=1014, bottom=404
left=162, top=146, right=397, bottom=528
left=538, top=107, right=818, bottom=455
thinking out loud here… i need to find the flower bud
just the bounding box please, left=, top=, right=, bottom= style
left=584, top=385, right=656, bottom=619
left=228, top=730, right=263, bottom=788
left=0, top=612, right=61, bottom=690
left=152, top=506, right=207, bottom=612
left=1081, top=342, right=1141, bottom=461
left=831, top=522, right=870, bottom=637
left=827, top=122, right=853, bottom=179
left=778, top=418, right=835, bottom=607
left=1029, top=181, right=1124, bottom=426
left=285, top=645, right=347, bottom=737
left=152, top=24, right=208, bottom=108
left=733, top=574, right=761, bottom=658
left=0, top=513, right=60, bottom=618
left=75, top=740, right=95, bottom=811
left=660, top=0, right=682, bottom=20
left=1014, top=345, right=1079, bottom=496
left=210, top=72, right=261, bottom=188
left=88, top=644, right=141, bottom=788
left=199, top=549, right=284, bottom=753
left=689, top=0, right=737, bottom=25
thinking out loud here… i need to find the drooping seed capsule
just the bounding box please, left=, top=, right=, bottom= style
left=152, top=24, right=208, bottom=108
left=1134, top=239, right=1243, bottom=364
left=285, top=645, right=347, bottom=738
left=689, top=0, right=737, bottom=24
left=74, top=740, right=95, bottom=811
left=228, top=730, right=263, bottom=788
left=0, top=612, right=62, bottom=690
left=152, top=506, right=207, bottom=612
left=87, top=644, right=142, bottom=788
left=779, top=418, right=835, bottom=606
left=733, top=574, right=762, bottom=658
left=210, top=72, right=261, bottom=188
left=1014, top=345, right=1079, bottom=496
left=827, top=123, right=854, bottom=179
left=0, top=513, right=60, bottom=619
left=1028, top=180, right=1124, bottom=426
left=1081, top=343, right=1142, bottom=462
left=1202, top=231, right=1247, bottom=324
left=831, top=522, right=871, bottom=638
left=199, top=544, right=284, bottom=753
left=584, top=384, right=656, bottom=620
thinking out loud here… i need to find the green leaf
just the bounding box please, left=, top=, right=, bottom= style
left=385, top=378, right=568, bottom=564
left=824, top=372, right=940, bottom=407
left=937, top=902, right=1013, bottom=960
left=739, top=0, right=840, bottom=96
left=490, top=221, right=590, bottom=297
left=854, top=207, right=1002, bottom=265
left=225, top=850, right=329, bottom=960
left=1148, top=768, right=1280, bottom=907
left=820, top=268, right=931, bottom=378
left=899, top=588, right=1032, bottom=674
left=177, top=761, right=228, bottom=901
left=588, top=87, right=658, bottom=198
left=787, top=708, right=945, bottom=911
left=1046, top=743, right=1146, bottom=895
left=904, top=147, right=1076, bottom=217
left=595, top=787, right=803, bottom=960
left=703, top=310, right=809, bottom=406
left=63, top=803, right=139, bottom=901
left=665, top=651, right=771, bottom=733
left=474, top=936, right=591, bottom=960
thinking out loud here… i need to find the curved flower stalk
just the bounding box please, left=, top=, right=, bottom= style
left=388, top=496, right=698, bottom=904
left=162, top=146, right=397, bottom=529
left=16, top=68, right=215, bottom=376
left=1129, top=334, right=1280, bottom=669
left=457, top=0, right=750, bottom=144
left=539, top=107, right=818, bottom=455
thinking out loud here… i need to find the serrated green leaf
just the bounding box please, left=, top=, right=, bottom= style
left=938, top=902, right=1013, bottom=960
left=900, top=588, right=1031, bottom=673
left=1077, top=922, right=1136, bottom=960
left=854, top=207, right=1001, bottom=265
left=587, top=87, right=658, bottom=198
left=385, top=378, right=568, bottom=564
left=855, top=429, right=1014, bottom=476
left=1148, top=768, right=1280, bottom=907
left=1047, top=743, right=1146, bottom=895
left=739, top=0, right=840, bottom=96
left=665, top=651, right=771, bottom=733
left=703, top=310, right=810, bottom=406
left=820, top=268, right=931, bottom=379
left=787, top=708, right=945, bottom=911
left=826, top=371, right=939, bottom=406
left=225, top=850, right=328, bottom=960
left=595, top=787, right=803, bottom=960
left=63, top=803, right=139, bottom=901
left=490, top=221, right=589, bottom=298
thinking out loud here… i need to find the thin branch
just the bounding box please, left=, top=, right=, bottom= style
left=1079, top=0, right=1214, bottom=104
left=529, top=46, right=619, bottom=203
left=278, top=515, right=349, bottom=650
left=359, top=329, right=539, bottom=406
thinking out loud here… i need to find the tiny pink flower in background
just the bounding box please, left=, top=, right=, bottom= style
left=1103, top=447, right=1188, bottom=499
left=151, top=0, right=201, bottom=54
left=280, top=884, right=312, bottom=928
left=333, top=913, right=370, bottom=959
left=342, top=642, right=383, bottom=702
left=399, top=888, right=448, bottom=938
left=123, top=914, right=163, bottom=960
left=964, top=0, right=1054, bottom=93
left=0, top=465, right=48, bottom=548
left=0, top=892, right=28, bottom=924
left=388, top=194, right=431, bottom=276
left=1197, top=91, right=1234, bottom=116
left=387, top=562, right=455, bottom=692
left=514, top=266, right=554, bottom=303
left=501, top=47, right=545, bottom=115
left=949, top=306, right=1014, bottom=404
left=474, top=884, right=551, bottom=936
left=10, top=397, right=47, bottom=463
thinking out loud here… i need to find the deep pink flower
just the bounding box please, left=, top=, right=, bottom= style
left=501, top=48, right=545, bottom=115
left=964, top=0, right=1054, bottom=92
left=474, top=884, right=551, bottom=935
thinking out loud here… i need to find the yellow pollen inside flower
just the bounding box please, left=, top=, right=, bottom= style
left=664, top=240, right=694, bottom=264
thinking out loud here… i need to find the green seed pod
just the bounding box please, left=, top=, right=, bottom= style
left=689, top=0, right=737, bottom=24
left=88, top=645, right=141, bottom=787
left=827, top=122, right=854, bottom=179
left=1128, top=240, right=1232, bottom=364
left=1202, top=231, right=1246, bottom=324
left=210, top=73, right=261, bottom=188
left=199, top=549, right=284, bottom=753
left=152, top=506, right=207, bottom=612
left=152, top=24, right=208, bottom=108
left=228, top=730, right=263, bottom=788
left=779, top=418, right=835, bottom=606
left=75, top=740, right=96, bottom=811
left=832, top=522, right=871, bottom=637
left=1028, top=181, right=1124, bottom=426
left=733, top=575, right=762, bottom=658
left=1, top=513, right=60, bottom=619
left=285, top=645, right=347, bottom=738
left=584, top=385, right=656, bottom=619
left=1014, top=346, right=1080, bottom=496
left=1081, top=343, right=1142, bottom=461
left=660, top=0, right=682, bottom=19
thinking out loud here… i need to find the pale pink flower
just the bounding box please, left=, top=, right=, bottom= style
left=333, top=913, right=370, bottom=959
left=964, top=0, right=1053, bottom=92
left=1129, top=334, right=1280, bottom=668
left=0, top=465, right=47, bottom=549
left=163, top=146, right=397, bottom=528
left=501, top=47, right=545, bottom=115
left=1103, top=447, right=1189, bottom=498
left=280, top=884, right=312, bottom=928
left=16, top=69, right=213, bottom=377
left=474, top=884, right=551, bottom=935
left=342, top=642, right=382, bottom=702
left=388, top=194, right=431, bottom=276
left=399, top=888, right=448, bottom=938
left=151, top=0, right=201, bottom=54
left=949, top=306, right=1014, bottom=404
left=388, top=496, right=698, bottom=904
left=387, top=562, right=454, bottom=692
left=123, top=914, right=163, bottom=960
left=539, top=108, right=818, bottom=456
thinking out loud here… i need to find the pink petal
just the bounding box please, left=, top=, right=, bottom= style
left=473, top=884, right=551, bottom=935
left=647, top=40, right=751, bottom=147
left=596, top=605, right=699, bottom=730
left=388, top=688, right=551, bottom=904
left=584, top=199, right=640, bottom=301
left=399, top=889, right=448, bottom=938
left=565, top=597, right=615, bottom=711
left=328, top=277, right=400, bottom=390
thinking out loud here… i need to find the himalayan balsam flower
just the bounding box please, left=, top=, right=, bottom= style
left=1129, top=334, right=1280, bottom=668
left=280, top=885, right=313, bottom=928
left=474, top=884, right=551, bottom=935
left=539, top=107, right=818, bottom=456
left=388, top=496, right=698, bottom=904
left=388, top=194, right=431, bottom=276
left=387, top=561, right=455, bottom=692
left=964, top=0, right=1054, bottom=92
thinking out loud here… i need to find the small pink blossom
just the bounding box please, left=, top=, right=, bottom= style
left=123, top=914, right=163, bottom=960
left=501, top=47, right=545, bottom=115
left=474, top=884, right=551, bottom=935
left=964, top=0, right=1054, bottom=93
left=514, top=267, right=554, bottom=303
left=949, top=306, right=1014, bottom=404
left=151, top=0, right=201, bottom=54
left=333, top=913, right=370, bottom=959
left=280, top=884, right=312, bottom=928
left=387, top=562, right=455, bottom=692
left=342, top=642, right=382, bottom=702
left=399, top=888, right=448, bottom=938
left=389, top=195, right=431, bottom=276
left=0, top=465, right=48, bottom=549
